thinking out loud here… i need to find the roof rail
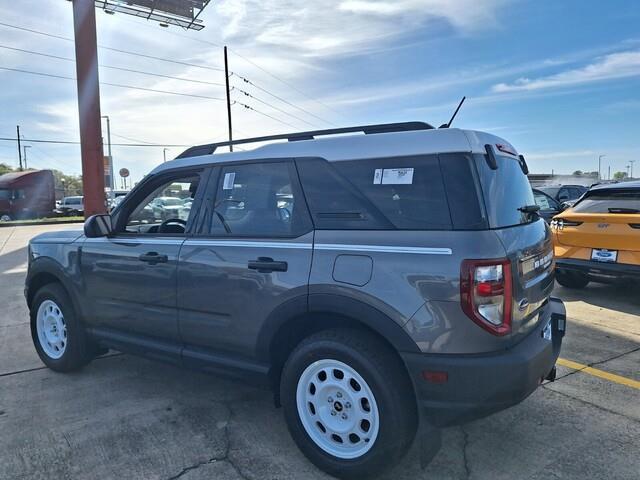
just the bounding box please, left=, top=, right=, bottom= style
left=175, top=121, right=434, bottom=159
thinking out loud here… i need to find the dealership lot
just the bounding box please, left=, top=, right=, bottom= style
left=1, top=225, right=638, bottom=480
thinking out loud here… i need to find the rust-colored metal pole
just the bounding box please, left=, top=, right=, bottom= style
left=72, top=0, right=106, bottom=217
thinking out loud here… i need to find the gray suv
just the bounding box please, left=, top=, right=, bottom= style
left=25, top=122, right=566, bottom=479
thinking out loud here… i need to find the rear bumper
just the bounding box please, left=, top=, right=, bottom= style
left=557, top=258, right=640, bottom=281
left=401, top=298, right=566, bottom=427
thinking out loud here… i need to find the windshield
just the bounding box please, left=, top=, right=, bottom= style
left=572, top=189, right=640, bottom=214
left=474, top=154, right=536, bottom=228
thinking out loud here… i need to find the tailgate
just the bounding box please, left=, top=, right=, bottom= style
left=493, top=219, right=555, bottom=343
left=555, top=213, right=640, bottom=251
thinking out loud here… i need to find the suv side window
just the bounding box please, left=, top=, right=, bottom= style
left=208, top=161, right=311, bottom=237
left=121, top=172, right=203, bottom=235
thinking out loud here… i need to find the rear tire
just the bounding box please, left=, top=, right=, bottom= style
left=280, top=328, right=418, bottom=479
left=30, top=283, right=93, bottom=372
left=556, top=270, right=589, bottom=289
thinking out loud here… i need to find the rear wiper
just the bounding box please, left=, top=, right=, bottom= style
left=608, top=207, right=639, bottom=214
left=518, top=204, right=541, bottom=214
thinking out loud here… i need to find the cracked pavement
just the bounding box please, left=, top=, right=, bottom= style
left=1, top=225, right=639, bottom=480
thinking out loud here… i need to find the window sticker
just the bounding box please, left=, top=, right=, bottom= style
left=223, top=172, right=236, bottom=190
left=379, top=168, right=414, bottom=185
left=373, top=169, right=383, bottom=184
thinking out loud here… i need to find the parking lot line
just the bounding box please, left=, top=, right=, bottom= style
left=557, top=358, right=640, bottom=390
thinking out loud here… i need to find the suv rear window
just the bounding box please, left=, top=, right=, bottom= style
left=473, top=153, right=536, bottom=228
left=572, top=189, right=640, bottom=214
left=296, top=155, right=486, bottom=230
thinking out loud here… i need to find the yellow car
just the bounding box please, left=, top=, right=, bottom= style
left=551, top=181, right=640, bottom=288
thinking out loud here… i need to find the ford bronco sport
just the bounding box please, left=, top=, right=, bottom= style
left=26, top=122, right=566, bottom=478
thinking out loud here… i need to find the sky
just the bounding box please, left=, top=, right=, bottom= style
left=0, top=0, right=639, bottom=184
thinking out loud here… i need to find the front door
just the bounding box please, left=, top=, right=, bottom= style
left=80, top=169, right=207, bottom=344
left=177, top=160, right=314, bottom=360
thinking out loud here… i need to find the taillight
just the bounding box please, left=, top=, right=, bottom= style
left=460, top=259, right=512, bottom=336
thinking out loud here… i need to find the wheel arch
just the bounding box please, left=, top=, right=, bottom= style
left=257, top=293, right=420, bottom=394
left=26, top=258, right=80, bottom=315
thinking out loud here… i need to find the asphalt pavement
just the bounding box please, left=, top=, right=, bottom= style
left=1, top=224, right=638, bottom=480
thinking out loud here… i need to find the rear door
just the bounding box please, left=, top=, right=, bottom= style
left=473, top=152, right=555, bottom=342
left=177, top=160, right=314, bottom=362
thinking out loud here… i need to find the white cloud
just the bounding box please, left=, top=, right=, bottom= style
left=215, top=0, right=508, bottom=56
left=492, top=50, right=640, bottom=93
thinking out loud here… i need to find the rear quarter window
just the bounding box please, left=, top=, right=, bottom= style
left=296, top=154, right=486, bottom=230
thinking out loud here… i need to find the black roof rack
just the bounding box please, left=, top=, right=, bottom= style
left=175, top=121, right=434, bottom=159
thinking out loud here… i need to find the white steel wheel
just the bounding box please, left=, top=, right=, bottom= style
left=36, top=299, right=67, bottom=359
left=296, top=359, right=380, bottom=459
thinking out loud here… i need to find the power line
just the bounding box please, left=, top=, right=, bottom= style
left=0, top=136, right=189, bottom=148
left=95, top=15, right=342, bottom=126
left=233, top=101, right=299, bottom=130
left=233, top=87, right=322, bottom=129
left=233, top=73, right=337, bottom=127
left=0, top=44, right=225, bottom=87
left=0, top=66, right=225, bottom=101
left=227, top=47, right=345, bottom=119
left=0, top=21, right=224, bottom=72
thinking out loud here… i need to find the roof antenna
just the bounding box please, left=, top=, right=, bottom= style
left=440, top=96, right=466, bottom=128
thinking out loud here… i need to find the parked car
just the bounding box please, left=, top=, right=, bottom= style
left=57, top=196, right=84, bottom=216
left=532, top=188, right=562, bottom=222
left=149, top=196, right=185, bottom=221
left=551, top=180, right=640, bottom=288
left=0, top=170, right=55, bottom=221
left=25, top=122, right=566, bottom=478
left=538, top=184, right=587, bottom=203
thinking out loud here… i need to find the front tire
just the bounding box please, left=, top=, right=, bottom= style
left=280, top=328, right=417, bottom=479
left=556, top=270, right=589, bottom=289
left=30, top=283, right=92, bottom=372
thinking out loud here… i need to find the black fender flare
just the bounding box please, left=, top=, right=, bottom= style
left=255, top=293, right=421, bottom=363
left=26, top=257, right=82, bottom=316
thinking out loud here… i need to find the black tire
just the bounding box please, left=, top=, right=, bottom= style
left=30, top=283, right=93, bottom=372
left=280, top=328, right=418, bottom=479
left=556, top=270, right=589, bottom=289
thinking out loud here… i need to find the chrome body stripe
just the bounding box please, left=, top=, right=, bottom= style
left=84, top=237, right=451, bottom=255
left=314, top=243, right=452, bottom=255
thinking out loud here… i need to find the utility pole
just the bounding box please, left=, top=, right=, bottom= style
left=163, top=148, right=169, bottom=163
left=16, top=126, right=23, bottom=171
left=608, top=165, right=611, bottom=181
left=23, top=146, right=31, bottom=169
left=598, top=155, right=606, bottom=181
left=224, top=46, right=233, bottom=152
left=630, top=160, right=635, bottom=179
left=101, top=115, right=113, bottom=190
left=72, top=0, right=106, bottom=217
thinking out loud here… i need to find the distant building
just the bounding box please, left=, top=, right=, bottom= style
left=528, top=173, right=599, bottom=187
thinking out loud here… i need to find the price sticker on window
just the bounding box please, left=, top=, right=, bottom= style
left=373, top=168, right=414, bottom=185
left=223, top=172, right=236, bottom=190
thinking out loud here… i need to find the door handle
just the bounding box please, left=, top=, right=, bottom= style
left=139, top=252, right=168, bottom=264
left=248, top=257, right=288, bottom=273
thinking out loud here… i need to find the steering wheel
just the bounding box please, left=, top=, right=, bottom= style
left=158, top=218, right=187, bottom=233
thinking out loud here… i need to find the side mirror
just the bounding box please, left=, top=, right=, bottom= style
left=84, top=214, right=113, bottom=238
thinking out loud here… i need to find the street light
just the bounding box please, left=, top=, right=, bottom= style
left=598, top=155, right=606, bottom=181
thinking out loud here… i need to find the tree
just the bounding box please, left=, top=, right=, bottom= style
left=613, top=171, right=628, bottom=181
left=51, top=170, right=83, bottom=196
left=0, top=163, right=16, bottom=176
left=572, top=170, right=583, bottom=176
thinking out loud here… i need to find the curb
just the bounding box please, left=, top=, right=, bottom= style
left=0, top=219, right=84, bottom=228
